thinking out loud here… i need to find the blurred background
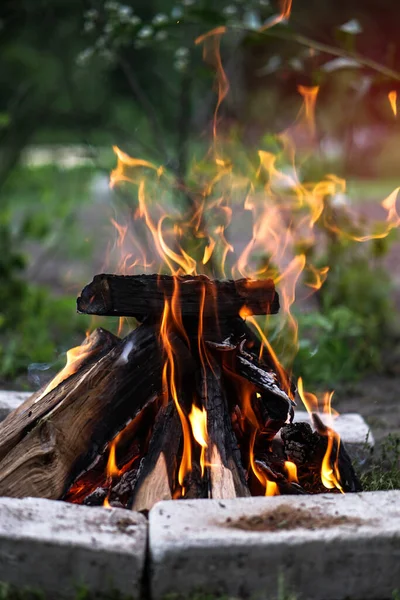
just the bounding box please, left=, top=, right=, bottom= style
left=0, top=0, right=400, bottom=445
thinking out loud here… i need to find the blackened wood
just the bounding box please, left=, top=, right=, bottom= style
left=206, top=339, right=293, bottom=406
left=207, top=339, right=292, bottom=440
left=183, top=463, right=209, bottom=499
left=254, top=458, right=307, bottom=495
left=228, top=317, right=296, bottom=398
left=130, top=402, right=182, bottom=512
left=199, top=359, right=250, bottom=499
left=0, top=325, right=193, bottom=499
left=13, top=328, right=120, bottom=418
left=77, top=274, right=279, bottom=319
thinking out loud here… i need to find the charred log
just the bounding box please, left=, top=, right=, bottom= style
left=77, top=274, right=279, bottom=320
left=0, top=325, right=193, bottom=499
left=130, top=402, right=182, bottom=512
left=198, top=359, right=250, bottom=499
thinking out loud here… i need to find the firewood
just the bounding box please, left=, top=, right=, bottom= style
left=13, top=328, right=120, bottom=418
left=198, top=359, right=250, bottom=499
left=254, top=458, right=307, bottom=495
left=206, top=339, right=293, bottom=405
left=130, top=402, right=182, bottom=512
left=0, top=325, right=193, bottom=499
left=228, top=317, right=296, bottom=397
left=77, top=273, right=279, bottom=319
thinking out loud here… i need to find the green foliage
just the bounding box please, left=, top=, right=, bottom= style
left=294, top=263, right=393, bottom=386
left=0, top=165, right=93, bottom=379
left=360, top=434, right=400, bottom=492
left=293, top=214, right=396, bottom=386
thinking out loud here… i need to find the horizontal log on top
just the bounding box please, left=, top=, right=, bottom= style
left=77, top=274, right=279, bottom=319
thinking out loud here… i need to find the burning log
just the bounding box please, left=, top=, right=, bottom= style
left=228, top=317, right=296, bottom=397
left=77, top=274, right=279, bottom=319
left=199, top=359, right=250, bottom=499
left=206, top=339, right=293, bottom=406
left=0, top=325, right=193, bottom=499
left=281, top=417, right=362, bottom=493
left=130, top=402, right=182, bottom=512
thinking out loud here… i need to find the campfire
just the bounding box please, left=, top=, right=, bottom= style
left=1, top=26, right=399, bottom=513
left=0, top=271, right=360, bottom=511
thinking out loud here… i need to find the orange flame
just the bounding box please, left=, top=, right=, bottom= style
left=298, top=378, right=342, bottom=491
left=195, top=27, right=228, bottom=148
left=249, top=431, right=279, bottom=496
left=297, top=85, right=319, bottom=139
left=297, top=376, right=318, bottom=414
left=321, top=429, right=343, bottom=493
left=388, top=90, right=397, bottom=117
left=259, top=0, right=292, bottom=30
left=160, top=298, right=192, bottom=487
left=39, top=342, right=95, bottom=400
left=188, top=404, right=208, bottom=476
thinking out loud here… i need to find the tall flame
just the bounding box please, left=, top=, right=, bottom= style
left=160, top=299, right=192, bottom=487
left=298, top=377, right=342, bottom=491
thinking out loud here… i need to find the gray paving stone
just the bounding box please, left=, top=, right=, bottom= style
left=0, top=390, right=31, bottom=420
left=149, top=491, right=400, bottom=600
left=0, top=497, right=147, bottom=599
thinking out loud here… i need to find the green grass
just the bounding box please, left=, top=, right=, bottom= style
left=360, top=434, right=400, bottom=492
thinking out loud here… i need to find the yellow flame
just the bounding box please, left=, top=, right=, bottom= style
left=297, top=376, right=318, bottom=414
left=284, top=460, right=298, bottom=483
left=388, top=90, right=397, bottom=117
left=188, top=404, right=208, bottom=476
left=321, top=429, right=343, bottom=493
left=39, top=343, right=94, bottom=400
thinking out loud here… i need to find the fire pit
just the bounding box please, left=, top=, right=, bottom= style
left=0, top=272, right=360, bottom=510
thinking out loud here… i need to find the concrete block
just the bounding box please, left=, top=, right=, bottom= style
left=0, top=391, right=30, bottom=421
left=149, top=491, right=400, bottom=600
left=0, top=497, right=147, bottom=599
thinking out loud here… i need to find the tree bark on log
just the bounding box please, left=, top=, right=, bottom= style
left=198, top=359, right=250, bottom=499
left=130, top=402, right=182, bottom=512
left=0, top=325, right=193, bottom=499
left=77, top=274, right=279, bottom=319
